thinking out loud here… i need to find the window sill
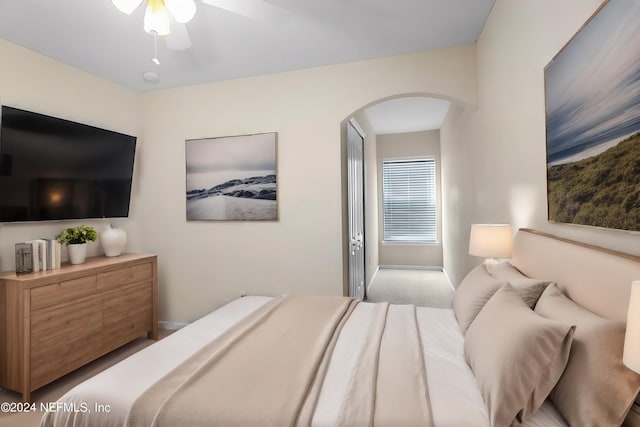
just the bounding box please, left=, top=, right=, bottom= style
left=381, top=240, right=440, bottom=246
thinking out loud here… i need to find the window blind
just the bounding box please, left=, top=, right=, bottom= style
left=382, top=158, right=437, bottom=243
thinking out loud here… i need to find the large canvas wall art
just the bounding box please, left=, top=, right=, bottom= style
left=545, top=0, right=640, bottom=232
left=186, top=133, right=277, bottom=221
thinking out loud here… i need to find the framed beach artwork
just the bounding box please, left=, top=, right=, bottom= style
left=186, top=132, right=277, bottom=221
left=545, top=0, right=640, bottom=232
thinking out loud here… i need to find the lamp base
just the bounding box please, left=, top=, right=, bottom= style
left=482, top=258, right=501, bottom=267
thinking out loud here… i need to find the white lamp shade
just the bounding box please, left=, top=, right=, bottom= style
left=112, top=0, right=143, bottom=14
left=165, top=0, right=197, bottom=23
left=469, top=224, right=513, bottom=258
left=144, top=0, right=171, bottom=35
left=624, top=281, right=640, bottom=373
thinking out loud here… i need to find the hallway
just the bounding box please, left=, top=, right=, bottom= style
left=366, top=268, right=454, bottom=308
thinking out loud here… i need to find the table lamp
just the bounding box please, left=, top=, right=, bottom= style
left=469, top=224, right=513, bottom=265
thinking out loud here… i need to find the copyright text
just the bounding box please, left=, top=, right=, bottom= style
left=1, top=401, right=111, bottom=413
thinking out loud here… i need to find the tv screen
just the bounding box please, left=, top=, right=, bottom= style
left=0, top=106, right=137, bottom=222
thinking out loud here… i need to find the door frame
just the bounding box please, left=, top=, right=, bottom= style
left=346, top=118, right=366, bottom=300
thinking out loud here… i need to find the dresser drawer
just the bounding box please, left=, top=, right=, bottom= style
left=102, top=281, right=152, bottom=350
left=102, top=309, right=152, bottom=352
left=97, top=263, right=152, bottom=292
left=31, top=297, right=102, bottom=389
left=103, top=281, right=152, bottom=323
left=31, top=296, right=101, bottom=341
left=30, top=276, right=97, bottom=311
left=31, top=330, right=101, bottom=390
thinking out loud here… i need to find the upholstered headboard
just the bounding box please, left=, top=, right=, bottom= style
left=512, top=228, right=640, bottom=323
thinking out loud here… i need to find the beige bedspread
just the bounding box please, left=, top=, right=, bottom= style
left=124, top=295, right=433, bottom=427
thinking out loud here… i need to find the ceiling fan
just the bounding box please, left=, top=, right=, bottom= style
left=112, top=0, right=290, bottom=51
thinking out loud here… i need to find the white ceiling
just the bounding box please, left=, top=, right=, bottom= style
left=365, top=97, right=451, bottom=135
left=0, top=0, right=493, bottom=133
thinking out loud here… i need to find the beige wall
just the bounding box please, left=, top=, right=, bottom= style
left=0, top=39, right=144, bottom=272
left=440, top=104, right=476, bottom=285
left=376, top=130, right=443, bottom=267
left=0, top=39, right=477, bottom=322
left=4, top=1, right=627, bottom=323
left=139, top=47, right=477, bottom=322
left=440, top=0, right=640, bottom=287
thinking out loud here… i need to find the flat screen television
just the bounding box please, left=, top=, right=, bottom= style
left=0, top=106, right=137, bottom=222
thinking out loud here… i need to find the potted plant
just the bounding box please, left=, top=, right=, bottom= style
left=56, top=225, right=97, bottom=265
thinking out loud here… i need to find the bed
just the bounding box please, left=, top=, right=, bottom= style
left=40, top=229, right=640, bottom=427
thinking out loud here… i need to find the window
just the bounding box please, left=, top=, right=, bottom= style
left=382, top=158, right=437, bottom=243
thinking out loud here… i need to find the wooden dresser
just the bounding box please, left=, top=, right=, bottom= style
left=0, top=253, right=157, bottom=402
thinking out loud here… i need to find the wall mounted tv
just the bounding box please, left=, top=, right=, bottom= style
left=0, top=106, right=137, bottom=222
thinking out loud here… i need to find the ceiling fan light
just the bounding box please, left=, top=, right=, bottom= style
left=164, top=0, right=196, bottom=24
left=144, top=1, right=171, bottom=36
left=112, top=0, right=143, bottom=14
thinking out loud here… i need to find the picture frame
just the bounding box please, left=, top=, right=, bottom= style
left=185, top=132, right=278, bottom=221
left=545, top=0, right=640, bottom=232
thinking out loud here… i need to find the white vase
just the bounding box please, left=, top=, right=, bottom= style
left=68, top=243, right=87, bottom=265
left=101, top=225, right=127, bottom=257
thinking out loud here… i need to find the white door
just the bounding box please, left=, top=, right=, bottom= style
left=347, top=120, right=365, bottom=301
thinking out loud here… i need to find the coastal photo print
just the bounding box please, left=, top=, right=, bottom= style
left=186, top=132, right=277, bottom=221
left=545, top=0, right=640, bottom=232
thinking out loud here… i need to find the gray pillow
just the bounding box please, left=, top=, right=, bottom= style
left=485, top=261, right=552, bottom=308
left=464, top=283, right=575, bottom=427
left=535, top=284, right=640, bottom=426
left=453, top=264, right=550, bottom=335
left=453, top=265, right=505, bottom=334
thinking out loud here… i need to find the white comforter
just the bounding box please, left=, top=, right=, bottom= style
left=40, top=296, right=567, bottom=427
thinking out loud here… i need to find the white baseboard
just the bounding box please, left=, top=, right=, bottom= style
left=441, top=268, right=456, bottom=291
left=367, top=266, right=380, bottom=293
left=379, top=264, right=443, bottom=271
left=158, top=320, right=188, bottom=331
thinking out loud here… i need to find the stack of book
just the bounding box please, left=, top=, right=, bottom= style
left=15, top=239, right=62, bottom=274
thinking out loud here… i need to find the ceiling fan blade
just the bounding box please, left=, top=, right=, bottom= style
left=200, top=0, right=290, bottom=24
left=165, top=22, right=192, bottom=50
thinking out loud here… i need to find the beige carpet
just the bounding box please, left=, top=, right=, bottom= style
left=366, top=268, right=454, bottom=308
left=0, top=330, right=172, bottom=427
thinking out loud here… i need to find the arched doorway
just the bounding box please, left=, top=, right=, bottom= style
left=342, top=94, right=465, bottom=300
